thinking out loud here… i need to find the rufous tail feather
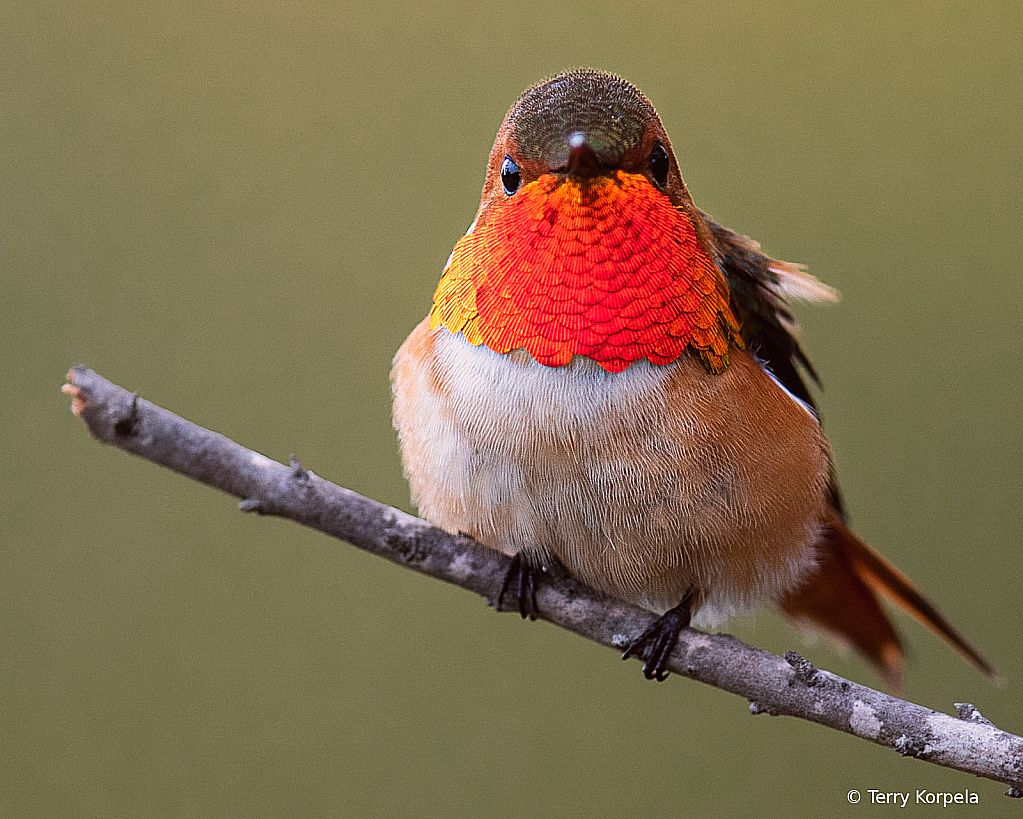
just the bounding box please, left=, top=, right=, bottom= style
left=780, top=510, right=997, bottom=688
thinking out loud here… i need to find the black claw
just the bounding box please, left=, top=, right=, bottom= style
left=621, top=591, right=694, bottom=681
left=497, top=553, right=540, bottom=620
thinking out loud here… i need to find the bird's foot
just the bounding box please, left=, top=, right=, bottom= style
left=496, top=553, right=540, bottom=620
left=621, top=592, right=694, bottom=681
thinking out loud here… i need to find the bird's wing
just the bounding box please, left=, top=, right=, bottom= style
left=701, top=211, right=837, bottom=412
left=701, top=211, right=845, bottom=516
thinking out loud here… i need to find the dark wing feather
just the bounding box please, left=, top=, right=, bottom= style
left=701, top=211, right=830, bottom=409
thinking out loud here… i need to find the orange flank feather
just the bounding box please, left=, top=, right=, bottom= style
left=781, top=509, right=998, bottom=688
left=431, top=170, right=742, bottom=374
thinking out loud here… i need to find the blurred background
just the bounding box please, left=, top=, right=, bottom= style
left=4, top=1, right=1021, bottom=815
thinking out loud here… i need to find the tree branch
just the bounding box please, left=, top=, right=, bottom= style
left=62, top=365, right=1023, bottom=796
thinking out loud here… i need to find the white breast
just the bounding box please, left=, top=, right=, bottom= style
left=392, top=320, right=830, bottom=625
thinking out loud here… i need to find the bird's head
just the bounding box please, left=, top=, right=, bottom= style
left=431, top=69, right=741, bottom=373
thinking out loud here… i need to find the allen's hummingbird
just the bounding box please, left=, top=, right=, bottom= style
left=391, top=69, right=994, bottom=685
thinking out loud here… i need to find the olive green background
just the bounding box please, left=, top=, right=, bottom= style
left=4, top=1, right=1021, bottom=816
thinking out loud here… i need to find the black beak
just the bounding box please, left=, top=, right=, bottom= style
left=564, top=131, right=604, bottom=177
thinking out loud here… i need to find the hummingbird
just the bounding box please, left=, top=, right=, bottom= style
left=391, top=69, right=995, bottom=685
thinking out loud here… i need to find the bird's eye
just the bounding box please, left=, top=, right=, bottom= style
left=501, top=155, right=521, bottom=195
left=649, top=141, right=669, bottom=187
